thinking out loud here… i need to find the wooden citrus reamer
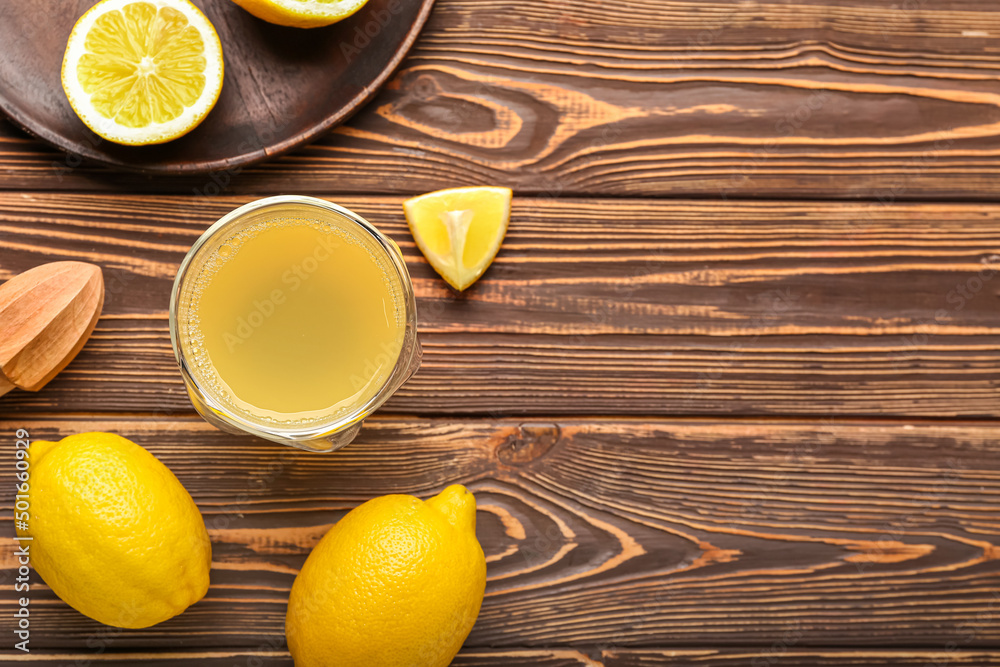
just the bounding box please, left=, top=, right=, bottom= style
left=0, top=262, right=104, bottom=397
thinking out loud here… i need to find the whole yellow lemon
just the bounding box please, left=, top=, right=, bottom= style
left=17, top=432, right=211, bottom=628
left=286, top=485, right=487, bottom=667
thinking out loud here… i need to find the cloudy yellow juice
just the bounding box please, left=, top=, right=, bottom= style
left=177, top=214, right=405, bottom=427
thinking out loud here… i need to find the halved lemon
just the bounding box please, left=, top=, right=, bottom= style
left=403, top=186, right=513, bottom=292
left=228, top=0, right=369, bottom=28
left=61, top=0, right=224, bottom=146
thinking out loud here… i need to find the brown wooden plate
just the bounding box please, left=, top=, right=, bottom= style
left=0, top=0, right=434, bottom=174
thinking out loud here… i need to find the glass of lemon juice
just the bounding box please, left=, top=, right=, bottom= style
left=169, top=196, right=421, bottom=452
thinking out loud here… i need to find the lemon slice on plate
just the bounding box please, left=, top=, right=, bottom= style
left=61, top=0, right=224, bottom=146
left=403, top=186, right=512, bottom=291
left=229, top=0, right=369, bottom=28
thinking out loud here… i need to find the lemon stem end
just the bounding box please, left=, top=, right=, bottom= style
left=425, top=484, right=477, bottom=533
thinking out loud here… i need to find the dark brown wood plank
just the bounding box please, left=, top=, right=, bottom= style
left=5, top=649, right=1000, bottom=666
left=0, top=649, right=594, bottom=666
left=7, top=324, right=1000, bottom=418
left=1, top=194, right=997, bottom=417
left=1, top=417, right=997, bottom=649
left=605, top=650, right=1000, bottom=666
left=3, top=0, right=1000, bottom=198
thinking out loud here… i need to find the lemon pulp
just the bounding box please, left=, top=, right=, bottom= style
left=403, top=186, right=512, bottom=291
left=229, top=0, right=370, bottom=29
left=62, top=0, right=224, bottom=145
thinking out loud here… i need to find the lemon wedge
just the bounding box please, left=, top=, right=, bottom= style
left=403, top=186, right=512, bottom=291
left=228, top=0, right=369, bottom=28
left=61, top=0, right=224, bottom=146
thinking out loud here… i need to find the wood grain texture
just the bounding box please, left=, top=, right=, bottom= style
left=5, top=649, right=1000, bottom=666
left=2, top=0, right=1000, bottom=197
left=3, top=0, right=997, bottom=663
left=0, top=650, right=599, bottom=666
left=605, top=650, right=1000, bottom=666
left=1, top=417, right=997, bottom=650
left=0, top=194, right=997, bottom=417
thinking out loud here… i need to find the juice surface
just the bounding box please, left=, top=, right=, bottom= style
left=180, top=216, right=405, bottom=426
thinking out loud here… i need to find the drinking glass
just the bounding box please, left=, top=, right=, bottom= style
left=169, top=195, right=421, bottom=452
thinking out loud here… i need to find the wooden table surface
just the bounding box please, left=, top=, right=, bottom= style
left=3, top=0, right=1000, bottom=665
